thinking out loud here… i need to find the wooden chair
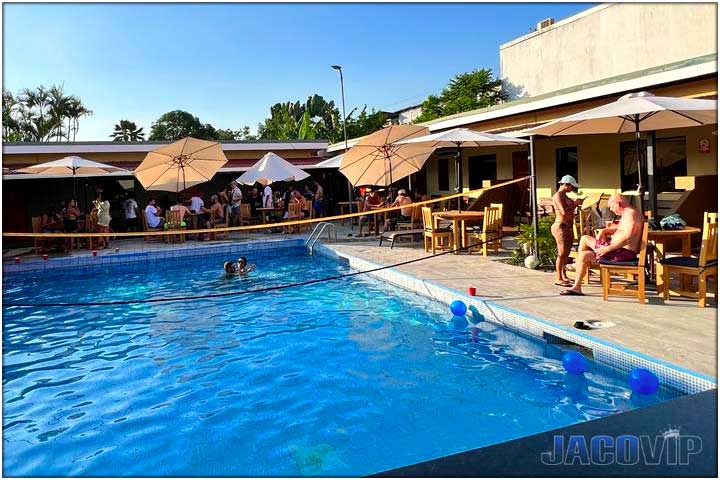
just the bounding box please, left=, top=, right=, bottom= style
left=285, top=203, right=304, bottom=233
left=600, top=222, right=650, bottom=304
left=422, top=207, right=451, bottom=254
left=397, top=205, right=422, bottom=231
left=568, top=207, right=600, bottom=285
left=142, top=211, right=163, bottom=242
left=208, top=210, right=229, bottom=240
left=84, top=214, right=99, bottom=250
left=238, top=203, right=256, bottom=226
left=662, top=212, right=717, bottom=307
left=164, top=210, right=186, bottom=243
left=467, top=205, right=503, bottom=256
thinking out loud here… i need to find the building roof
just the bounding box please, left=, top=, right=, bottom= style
left=2, top=139, right=329, bottom=155
left=420, top=53, right=717, bottom=131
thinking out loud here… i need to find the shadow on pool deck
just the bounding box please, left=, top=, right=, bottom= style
left=372, top=389, right=718, bottom=477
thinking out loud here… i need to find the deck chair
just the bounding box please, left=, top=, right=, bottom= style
left=165, top=210, right=186, bottom=243
left=239, top=203, right=257, bottom=226
left=467, top=205, right=503, bottom=256
left=379, top=205, right=424, bottom=248
left=662, top=212, right=717, bottom=307
left=286, top=203, right=304, bottom=233
left=422, top=207, right=451, bottom=254
left=600, top=222, right=650, bottom=304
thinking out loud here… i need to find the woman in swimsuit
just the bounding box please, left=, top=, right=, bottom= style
left=551, top=175, right=583, bottom=287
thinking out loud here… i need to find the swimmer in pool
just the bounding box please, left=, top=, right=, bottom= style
left=223, top=257, right=256, bottom=275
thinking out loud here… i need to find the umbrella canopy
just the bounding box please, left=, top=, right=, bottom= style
left=16, top=156, right=131, bottom=198
left=395, top=128, right=529, bottom=198
left=339, top=124, right=434, bottom=186
left=134, top=137, right=228, bottom=193
left=524, top=91, right=717, bottom=216
left=304, top=153, right=343, bottom=169
left=395, top=127, right=530, bottom=148
left=525, top=91, right=717, bottom=136
left=236, top=152, right=309, bottom=186
left=16, top=156, right=129, bottom=175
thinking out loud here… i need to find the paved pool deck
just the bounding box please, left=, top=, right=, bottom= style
left=321, top=239, right=717, bottom=379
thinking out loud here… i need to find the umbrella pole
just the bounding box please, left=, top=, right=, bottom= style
left=634, top=118, right=645, bottom=214
left=529, top=135, right=539, bottom=257
left=455, top=143, right=462, bottom=211
left=646, top=130, right=657, bottom=219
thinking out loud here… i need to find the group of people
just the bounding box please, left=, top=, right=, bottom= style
left=39, top=189, right=114, bottom=250
left=356, top=187, right=416, bottom=237
left=550, top=175, right=644, bottom=296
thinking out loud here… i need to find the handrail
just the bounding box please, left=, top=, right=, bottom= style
left=305, top=222, right=337, bottom=254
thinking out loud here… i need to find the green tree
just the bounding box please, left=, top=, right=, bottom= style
left=148, top=110, right=217, bottom=141
left=111, top=120, right=145, bottom=141
left=257, top=95, right=342, bottom=142
left=345, top=107, right=388, bottom=139
left=3, top=85, right=90, bottom=142
left=414, top=69, right=507, bottom=123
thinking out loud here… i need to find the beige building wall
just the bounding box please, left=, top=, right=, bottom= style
left=424, top=125, right=717, bottom=198
left=500, top=3, right=718, bottom=98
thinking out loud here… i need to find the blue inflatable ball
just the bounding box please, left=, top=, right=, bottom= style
left=629, top=368, right=659, bottom=395
left=562, top=351, right=588, bottom=375
left=451, top=315, right=468, bottom=329
left=450, top=300, right=467, bottom=317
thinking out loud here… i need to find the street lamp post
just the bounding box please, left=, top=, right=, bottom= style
left=332, top=64, right=355, bottom=231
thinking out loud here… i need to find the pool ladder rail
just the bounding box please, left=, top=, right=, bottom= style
left=305, top=222, right=337, bottom=255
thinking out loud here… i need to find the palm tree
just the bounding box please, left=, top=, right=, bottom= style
left=111, top=120, right=145, bottom=142
left=65, top=96, right=92, bottom=141
left=2, top=90, right=21, bottom=141
left=47, top=85, right=71, bottom=141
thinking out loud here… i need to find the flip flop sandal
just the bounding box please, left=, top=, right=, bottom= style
left=554, top=281, right=573, bottom=287
left=560, top=290, right=584, bottom=296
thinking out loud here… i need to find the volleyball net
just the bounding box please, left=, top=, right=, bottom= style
left=2, top=176, right=531, bottom=264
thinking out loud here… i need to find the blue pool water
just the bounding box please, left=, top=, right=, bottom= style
left=3, top=246, right=681, bottom=476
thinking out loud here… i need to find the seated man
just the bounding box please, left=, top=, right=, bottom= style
left=561, top=193, right=643, bottom=296
left=356, top=189, right=385, bottom=237
left=144, top=198, right=165, bottom=230
left=383, top=189, right=413, bottom=232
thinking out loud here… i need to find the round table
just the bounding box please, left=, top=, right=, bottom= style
left=432, top=211, right=485, bottom=254
left=648, top=227, right=702, bottom=293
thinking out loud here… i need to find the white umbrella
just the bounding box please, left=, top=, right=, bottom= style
left=524, top=91, right=717, bottom=213
left=304, top=153, right=343, bottom=169
left=396, top=127, right=529, bottom=194
left=236, top=152, right=309, bottom=186
left=16, top=156, right=131, bottom=197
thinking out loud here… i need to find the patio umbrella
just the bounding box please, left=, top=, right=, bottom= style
left=236, top=152, right=309, bottom=186
left=396, top=128, right=529, bottom=195
left=339, top=124, right=434, bottom=187
left=16, top=156, right=130, bottom=198
left=525, top=91, right=717, bottom=214
left=304, top=153, right=343, bottom=169
left=134, top=137, right=228, bottom=193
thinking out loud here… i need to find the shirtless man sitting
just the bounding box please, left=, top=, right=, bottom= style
left=561, top=193, right=644, bottom=296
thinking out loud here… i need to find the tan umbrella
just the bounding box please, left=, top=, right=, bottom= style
left=339, top=124, right=434, bottom=186
left=134, top=137, right=228, bottom=192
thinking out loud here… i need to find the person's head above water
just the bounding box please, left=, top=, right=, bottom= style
left=223, top=261, right=235, bottom=273
left=237, top=257, right=247, bottom=268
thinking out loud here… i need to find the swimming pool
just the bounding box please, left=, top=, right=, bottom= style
left=3, top=243, right=682, bottom=476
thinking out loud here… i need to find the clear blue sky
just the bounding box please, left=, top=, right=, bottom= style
left=4, top=2, right=592, bottom=140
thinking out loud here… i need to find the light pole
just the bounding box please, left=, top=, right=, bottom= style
left=332, top=64, right=355, bottom=230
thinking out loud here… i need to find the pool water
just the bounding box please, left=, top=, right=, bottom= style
left=3, top=247, right=681, bottom=476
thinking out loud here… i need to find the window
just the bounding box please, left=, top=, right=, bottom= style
left=437, top=158, right=450, bottom=191
left=555, top=147, right=578, bottom=184
left=467, top=154, right=497, bottom=189
left=620, top=137, right=687, bottom=192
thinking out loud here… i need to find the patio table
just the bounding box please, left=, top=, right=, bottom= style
left=433, top=211, right=485, bottom=254
left=257, top=207, right=283, bottom=225
left=648, top=227, right=702, bottom=293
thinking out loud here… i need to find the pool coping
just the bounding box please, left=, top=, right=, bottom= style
left=313, top=243, right=717, bottom=395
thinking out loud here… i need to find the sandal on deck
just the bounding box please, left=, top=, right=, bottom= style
left=554, top=281, right=573, bottom=287
left=560, top=289, right=584, bottom=296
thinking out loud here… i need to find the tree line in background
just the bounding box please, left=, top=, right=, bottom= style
left=2, top=85, right=92, bottom=142
left=3, top=68, right=506, bottom=143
